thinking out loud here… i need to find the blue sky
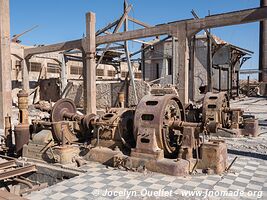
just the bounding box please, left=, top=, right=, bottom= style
left=10, top=0, right=262, bottom=78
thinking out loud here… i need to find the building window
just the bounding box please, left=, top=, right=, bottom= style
left=156, top=63, right=160, bottom=79
left=135, top=72, right=142, bottom=79
left=96, top=69, right=104, bottom=76
left=29, top=62, right=41, bottom=72
left=107, top=70, right=116, bottom=77
left=121, top=71, right=128, bottom=78
left=138, top=62, right=142, bottom=70
left=70, top=65, right=82, bottom=75
left=47, top=63, right=60, bottom=74
left=15, top=60, right=21, bottom=70
left=167, top=58, right=172, bottom=75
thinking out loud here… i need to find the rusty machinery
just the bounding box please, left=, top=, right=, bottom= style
left=9, top=89, right=259, bottom=176
left=14, top=90, right=30, bottom=156
left=129, top=94, right=227, bottom=175
left=201, top=92, right=259, bottom=137
left=20, top=92, right=229, bottom=176
left=0, top=90, right=32, bottom=156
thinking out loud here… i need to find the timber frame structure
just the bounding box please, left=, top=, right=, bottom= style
left=22, top=6, right=267, bottom=114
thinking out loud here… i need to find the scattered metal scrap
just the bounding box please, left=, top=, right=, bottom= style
left=0, top=156, right=47, bottom=196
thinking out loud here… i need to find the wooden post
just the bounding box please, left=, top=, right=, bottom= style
left=207, top=35, right=213, bottom=92
left=172, top=36, right=176, bottom=85
left=83, top=12, right=96, bottom=114
left=188, top=36, right=195, bottom=101
left=0, top=0, right=12, bottom=129
left=175, top=29, right=189, bottom=105
left=60, top=54, right=67, bottom=93
left=124, top=0, right=138, bottom=105
left=21, top=56, right=30, bottom=93
left=247, top=75, right=250, bottom=96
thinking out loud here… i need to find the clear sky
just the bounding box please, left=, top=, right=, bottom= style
left=9, top=0, right=261, bottom=78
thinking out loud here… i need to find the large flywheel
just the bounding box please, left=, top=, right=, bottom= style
left=202, top=92, right=231, bottom=130
left=50, top=99, right=78, bottom=143
left=134, top=94, right=185, bottom=158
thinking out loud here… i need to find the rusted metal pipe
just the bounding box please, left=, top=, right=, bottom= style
left=13, top=177, right=34, bottom=189
left=40, top=139, right=54, bottom=153
left=217, top=127, right=236, bottom=135
left=96, top=126, right=103, bottom=147
left=169, top=120, right=202, bottom=130
left=226, top=156, right=238, bottom=171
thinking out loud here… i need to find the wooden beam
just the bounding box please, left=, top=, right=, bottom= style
left=24, top=39, right=82, bottom=58
left=97, top=7, right=267, bottom=44
left=23, top=7, right=267, bottom=57
left=188, top=6, right=267, bottom=33
left=132, top=39, right=153, bottom=45
left=128, top=17, right=151, bottom=28
left=97, top=23, right=172, bottom=45
left=96, top=19, right=120, bottom=36
left=191, top=9, right=217, bottom=45
left=96, top=4, right=132, bottom=68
